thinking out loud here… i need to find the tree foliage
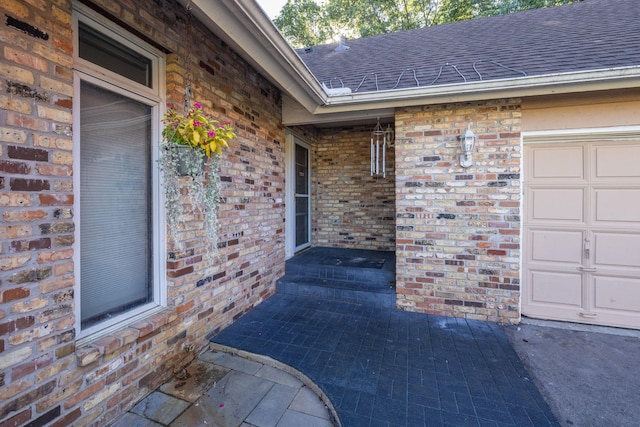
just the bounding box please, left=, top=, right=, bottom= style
left=273, top=0, right=330, bottom=49
left=273, top=0, right=582, bottom=48
left=436, top=0, right=581, bottom=23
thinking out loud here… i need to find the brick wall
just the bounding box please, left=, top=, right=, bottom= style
left=395, top=100, right=522, bottom=323
left=312, top=126, right=396, bottom=251
left=0, top=1, right=284, bottom=426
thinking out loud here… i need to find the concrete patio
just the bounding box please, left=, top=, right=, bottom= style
left=111, top=247, right=640, bottom=426
left=208, top=293, right=557, bottom=426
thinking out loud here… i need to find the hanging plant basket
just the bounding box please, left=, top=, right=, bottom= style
left=159, top=102, right=235, bottom=254
left=172, top=144, right=207, bottom=176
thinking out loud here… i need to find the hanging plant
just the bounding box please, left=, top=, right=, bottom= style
left=159, top=102, right=235, bottom=254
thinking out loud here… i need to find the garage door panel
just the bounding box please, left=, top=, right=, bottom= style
left=595, top=189, right=640, bottom=223
left=530, top=271, right=582, bottom=306
left=594, top=232, right=640, bottom=269
left=594, top=145, right=640, bottom=179
left=524, top=139, right=640, bottom=330
left=531, top=188, right=584, bottom=222
left=530, top=229, right=583, bottom=263
left=594, top=275, right=640, bottom=312
left=530, top=146, right=584, bottom=180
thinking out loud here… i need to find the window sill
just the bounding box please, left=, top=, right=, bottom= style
left=75, top=307, right=177, bottom=367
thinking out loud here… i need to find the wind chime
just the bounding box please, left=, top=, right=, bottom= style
left=370, top=118, right=394, bottom=178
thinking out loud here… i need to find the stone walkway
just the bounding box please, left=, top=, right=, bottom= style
left=112, top=350, right=335, bottom=426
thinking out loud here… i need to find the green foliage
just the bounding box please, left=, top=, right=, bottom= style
left=436, top=0, right=582, bottom=23
left=159, top=144, right=223, bottom=257
left=273, top=0, right=331, bottom=48
left=272, top=0, right=583, bottom=47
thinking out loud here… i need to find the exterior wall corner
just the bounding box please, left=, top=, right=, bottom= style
left=394, top=99, right=522, bottom=323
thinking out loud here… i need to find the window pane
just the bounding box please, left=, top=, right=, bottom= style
left=80, top=81, right=152, bottom=328
left=295, top=144, right=308, bottom=194
left=79, top=21, right=152, bottom=87
left=295, top=196, right=309, bottom=247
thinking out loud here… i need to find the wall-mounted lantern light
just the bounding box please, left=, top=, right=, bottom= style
left=459, top=126, right=476, bottom=168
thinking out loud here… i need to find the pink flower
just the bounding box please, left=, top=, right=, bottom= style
left=193, top=120, right=203, bottom=127
left=193, top=102, right=202, bottom=109
left=208, top=131, right=216, bottom=137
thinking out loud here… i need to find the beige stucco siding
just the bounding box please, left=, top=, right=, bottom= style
left=522, top=89, right=640, bottom=132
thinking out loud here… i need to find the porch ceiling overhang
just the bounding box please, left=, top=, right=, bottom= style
left=186, top=0, right=640, bottom=127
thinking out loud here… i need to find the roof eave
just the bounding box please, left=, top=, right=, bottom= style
left=314, top=66, right=640, bottom=114
left=185, top=0, right=328, bottom=112
left=180, top=1, right=640, bottom=126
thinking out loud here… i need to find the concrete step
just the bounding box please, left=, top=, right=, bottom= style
left=276, top=275, right=396, bottom=308
left=285, top=247, right=395, bottom=288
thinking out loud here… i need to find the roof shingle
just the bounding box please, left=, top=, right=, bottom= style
left=295, top=0, right=640, bottom=93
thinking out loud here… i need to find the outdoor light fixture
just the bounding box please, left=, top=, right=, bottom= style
left=459, top=126, right=476, bottom=168
left=371, top=118, right=394, bottom=178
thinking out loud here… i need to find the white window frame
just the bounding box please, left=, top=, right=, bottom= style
left=72, top=2, right=167, bottom=340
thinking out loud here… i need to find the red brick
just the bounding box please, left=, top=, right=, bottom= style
left=50, top=407, right=81, bottom=427
left=39, top=194, right=73, bottom=206
left=0, top=408, right=32, bottom=427
left=9, top=178, right=50, bottom=191
left=63, top=379, right=105, bottom=409
left=93, top=335, right=121, bottom=357
left=0, top=160, right=30, bottom=174
left=176, top=299, right=195, bottom=314
left=0, top=380, right=55, bottom=419
left=166, top=265, right=194, bottom=278
left=10, top=238, right=52, bottom=252
left=6, top=112, right=50, bottom=130
left=0, top=316, right=35, bottom=335
left=1, top=287, right=30, bottom=303
left=8, top=146, right=49, bottom=162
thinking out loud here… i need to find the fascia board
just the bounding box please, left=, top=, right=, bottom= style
left=312, top=66, right=640, bottom=114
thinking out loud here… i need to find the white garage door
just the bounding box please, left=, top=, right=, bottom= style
left=523, top=139, right=640, bottom=329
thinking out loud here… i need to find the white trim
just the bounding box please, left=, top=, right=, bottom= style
left=323, top=66, right=640, bottom=109
left=76, top=305, right=166, bottom=347
left=522, top=126, right=640, bottom=144
left=72, top=3, right=167, bottom=339
left=73, top=3, right=164, bottom=100
left=285, top=133, right=312, bottom=259
left=285, top=134, right=295, bottom=259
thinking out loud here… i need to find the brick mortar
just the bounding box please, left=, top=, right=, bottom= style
left=312, top=126, right=396, bottom=250
left=0, top=0, right=284, bottom=425
left=394, top=100, right=522, bottom=323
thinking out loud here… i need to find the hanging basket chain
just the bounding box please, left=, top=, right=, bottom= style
left=184, top=0, right=193, bottom=112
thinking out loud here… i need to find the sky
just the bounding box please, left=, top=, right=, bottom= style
left=256, top=0, right=288, bottom=18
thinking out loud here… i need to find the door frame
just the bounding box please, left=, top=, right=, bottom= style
left=285, top=132, right=312, bottom=259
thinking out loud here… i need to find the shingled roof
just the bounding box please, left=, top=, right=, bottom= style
left=295, top=0, right=640, bottom=94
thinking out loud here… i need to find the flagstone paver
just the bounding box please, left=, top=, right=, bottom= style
left=112, top=350, right=334, bottom=427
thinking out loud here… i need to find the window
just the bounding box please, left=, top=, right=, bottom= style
left=73, top=4, right=165, bottom=337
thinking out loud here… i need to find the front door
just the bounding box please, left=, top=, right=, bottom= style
left=286, top=135, right=311, bottom=258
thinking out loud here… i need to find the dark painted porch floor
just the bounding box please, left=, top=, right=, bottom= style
left=210, top=248, right=558, bottom=427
